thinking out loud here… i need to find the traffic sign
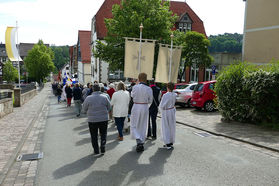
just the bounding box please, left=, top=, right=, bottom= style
left=211, top=65, right=216, bottom=75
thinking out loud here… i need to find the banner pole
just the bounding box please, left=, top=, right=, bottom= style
left=16, top=21, right=21, bottom=88
left=169, top=34, right=174, bottom=82
left=138, top=23, right=143, bottom=73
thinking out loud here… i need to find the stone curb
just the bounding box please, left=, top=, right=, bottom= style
left=0, top=87, right=48, bottom=185
left=158, top=116, right=279, bottom=153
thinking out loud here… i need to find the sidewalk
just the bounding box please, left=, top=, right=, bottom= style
left=174, top=107, right=279, bottom=152
left=0, top=83, right=50, bottom=184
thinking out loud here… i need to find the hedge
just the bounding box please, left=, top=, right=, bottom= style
left=215, top=61, right=279, bottom=125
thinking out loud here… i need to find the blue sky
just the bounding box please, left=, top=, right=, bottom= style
left=0, top=0, right=246, bottom=46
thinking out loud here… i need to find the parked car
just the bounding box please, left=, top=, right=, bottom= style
left=174, top=83, right=197, bottom=107
left=191, top=80, right=216, bottom=112
left=161, top=83, right=188, bottom=97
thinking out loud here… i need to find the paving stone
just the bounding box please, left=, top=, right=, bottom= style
left=175, top=108, right=279, bottom=152
left=0, top=84, right=50, bottom=185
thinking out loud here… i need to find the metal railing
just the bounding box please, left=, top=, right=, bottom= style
left=17, top=83, right=36, bottom=94
left=0, top=91, right=9, bottom=100
left=0, top=90, right=12, bottom=100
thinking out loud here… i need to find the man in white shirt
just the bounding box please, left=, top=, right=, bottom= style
left=130, top=73, right=153, bottom=152
left=111, top=81, right=130, bottom=141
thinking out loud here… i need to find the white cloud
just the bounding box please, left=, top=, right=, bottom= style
left=186, top=0, right=246, bottom=36
left=0, top=0, right=246, bottom=45
left=0, top=0, right=104, bottom=45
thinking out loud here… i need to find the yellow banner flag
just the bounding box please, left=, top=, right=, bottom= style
left=155, top=44, right=182, bottom=83
left=124, top=38, right=155, bottom=80
left=5, top=27, right=22, bottom=62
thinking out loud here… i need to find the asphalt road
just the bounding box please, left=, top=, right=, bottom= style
left=36, top=95, right=279, bottom=186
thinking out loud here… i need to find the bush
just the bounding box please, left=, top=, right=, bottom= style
left=215, top=61, right=279, bottom=125
left=243, top=70, right=279, bottom=123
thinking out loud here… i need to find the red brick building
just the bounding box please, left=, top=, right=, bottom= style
left=77, top=30, right=92, bottom=84
left=92, top=0, right=207, bottom=82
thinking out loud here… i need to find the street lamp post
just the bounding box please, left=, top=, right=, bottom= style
left=16, top=21, right=21, bottom=88
left=138, top=23, right=144, bottom=73
left=169, top=33, right=174, bottom=82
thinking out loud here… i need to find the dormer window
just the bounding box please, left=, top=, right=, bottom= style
left=178, top=13, right=192, bottom=32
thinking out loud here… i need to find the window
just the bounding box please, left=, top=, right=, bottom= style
left=205, top=69, right=211, bottom=81
left=190, top=85, right=196, bottom=90
left=178, top=14, right=192, bottom=32
left=194, top=84, right=204, bottom=92
left=187, top=24, right=191, bottom=30
left=176, top=84, right=189, bottom=89
left=179, top=23, right=191, bottom=32
left=190, top=65, right=199, bottom=82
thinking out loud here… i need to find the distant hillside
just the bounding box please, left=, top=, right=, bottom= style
left=50, top=45, right=69, bottom=72
left=208, top=33, right=243, bottom=53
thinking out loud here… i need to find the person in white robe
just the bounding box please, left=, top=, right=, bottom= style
left=131, top=73, right=153, bottom=152
left=159, top=82, right=176, bottom=150
left=61, top=84, right=67, bottom=102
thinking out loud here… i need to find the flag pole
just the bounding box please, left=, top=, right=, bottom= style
left=16, top=21, right=21, bottom=88
left=169, top=33, right=174, bottom=82
left=138, top=23, right=143, bottom=73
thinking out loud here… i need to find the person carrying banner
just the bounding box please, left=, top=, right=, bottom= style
left=130, top=73, right=153, bottom=152
left=159, top=82, right=176, bottom=150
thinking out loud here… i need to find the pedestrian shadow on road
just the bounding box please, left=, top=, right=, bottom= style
left=47, top=112, right=75, bottom=119
left=76, top=137, right=91, bottom=146
left=53, top=154, right=100, bottom=180
left=79, top=130, right=90, bottom=135
left=77, top=148, right=172, bottom=186
left=73, top=122, right=88, bottom=131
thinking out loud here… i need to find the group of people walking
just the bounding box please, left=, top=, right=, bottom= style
left=130, top=73, right=176, bottom=152
left=52, top=72, right=177, bottom=155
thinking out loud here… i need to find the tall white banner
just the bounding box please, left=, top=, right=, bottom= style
left=124, top=38, right=155, bottom=80
left=5, top=27, right=22, bottom=62
left=155, top=44, right=182, bottom=83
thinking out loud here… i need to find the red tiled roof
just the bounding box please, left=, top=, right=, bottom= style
left=78, top=30, right=91, bottom=63
left=95, top=0, right=206, bottom=39
left=169, top=1, right=207, bottom=36
left=95, top=0, right=121, bottom=39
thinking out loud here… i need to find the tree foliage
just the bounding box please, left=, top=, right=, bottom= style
left=50, top=45, right=69, bottom=71
left=3, top=60, right=18, bottom=83
left=178, top=31, right=213, bottom=80
left=208, top=33, right=242, bottom=53
left=94, top=0, right=177, bottom=71
left=25, top=40, right=55, bottom=83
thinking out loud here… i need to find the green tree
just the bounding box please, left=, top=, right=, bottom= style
left=3, top=60, right=18, bottom=83
left=25, top=40, right=55, bottom=83
left=208, top=33, right=242, bottom=53
left=50, top=45, right=70, bottom=71
left=94, top=0, right=177, bottom=71
left=179, top=31, right=213, bottom=80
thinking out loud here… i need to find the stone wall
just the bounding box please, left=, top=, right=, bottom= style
left=21, top=89, right=37, bottom=106
left=0, top=98, right=13, bottom=118
left=14, top=89, right=37, bottom=107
